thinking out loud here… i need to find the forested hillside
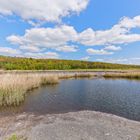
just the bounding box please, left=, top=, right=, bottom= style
left=0, top=56, right=140, bottom=70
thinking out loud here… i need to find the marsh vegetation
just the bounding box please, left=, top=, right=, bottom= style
left=1, top=70, right=140, bottom=107
left=0, top=73, right=62, bottom=106
left=104, top=72, right=140, bottom=79
left=0, top=72, right=95, bottom=106
left=0, top=70, right=140, bottom=107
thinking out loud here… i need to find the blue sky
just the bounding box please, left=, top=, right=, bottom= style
left=0, top=0, right=140, bottom=64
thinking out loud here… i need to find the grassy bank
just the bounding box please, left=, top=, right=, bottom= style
left=103, top=72, right=140, bottom=79
left=0, top=72, right=95, bottom=106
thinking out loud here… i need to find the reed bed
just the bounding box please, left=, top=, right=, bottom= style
left=103, top=72, right=140, bottom=79
left=58, top=72, right=95, bottom=79
left=0, top=72, right=95, bottom=106
left=0, top=74, right=59, bottom=106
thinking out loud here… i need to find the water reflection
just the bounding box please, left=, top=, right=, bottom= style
left=1, top=78, right=140, bottom=121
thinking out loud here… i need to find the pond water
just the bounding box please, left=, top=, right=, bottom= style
left=1, top=78, right=140, bottom=121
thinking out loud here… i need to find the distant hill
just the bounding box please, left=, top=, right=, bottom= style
left=0, top=56, right=140, bottom=70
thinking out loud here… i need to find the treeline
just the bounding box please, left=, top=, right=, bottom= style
left=0, top=56, right=140, bottom=70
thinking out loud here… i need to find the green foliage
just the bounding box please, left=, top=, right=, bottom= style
left=7, top=134, right=19, bottom=140
left=6, top=134, right=27, bottom=140
left=0, top=55, right=140, bottom=70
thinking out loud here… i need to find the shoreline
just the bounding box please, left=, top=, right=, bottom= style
left=0, top=71, right=140, bottom=139
left=0, top=69, right=140, bottom=72
left=1, top=110, right=140, bottom=140
left=0, top=71, right=140, bottom=107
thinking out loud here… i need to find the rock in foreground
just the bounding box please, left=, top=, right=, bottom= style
left=0, top=111, right=140, bottom=140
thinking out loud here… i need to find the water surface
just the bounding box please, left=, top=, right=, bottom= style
left=1, top=78, right=140, bottom=121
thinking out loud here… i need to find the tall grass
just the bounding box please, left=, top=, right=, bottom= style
left=103, top=72, right=140, bottom=79
left=0, top=74, right=59, bottom=106
left=0, top=72, right=95, bottom=106
left=59, top=72, right=94, bottom=79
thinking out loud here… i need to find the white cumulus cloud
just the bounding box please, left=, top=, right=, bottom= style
left=78, top=15, right=140, bottom=46
left=104, top=45, right=122, bottom=51
left=87, top=48, right=113, bottom=55
left=0, top=47, right=21, bottom=56
left=7, top=25, right=78, bottom=53
left=23, top=51, right=59, bottom=59
left=96, top=58, right=140, bottom=65
left=5, top=15, right=140, bottom=57
left=81, top=56, right=90, bottom=61
left=0, top=0, right=89, bottom=22
left=56, top=45, right=78, bottom=52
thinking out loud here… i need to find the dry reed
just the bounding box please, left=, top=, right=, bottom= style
left=0, top=74, right=59, bottom=106
left=0, top=72, right=95, bottom=106
left=58, top=72, right=95, bottom=79
left=103, top=72, right=140, bottom=79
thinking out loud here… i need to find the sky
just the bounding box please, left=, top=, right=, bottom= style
left=0, top=0, right=140, bottom=65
